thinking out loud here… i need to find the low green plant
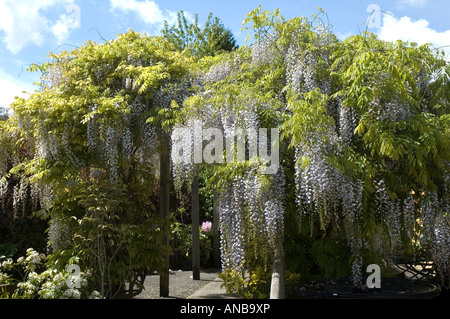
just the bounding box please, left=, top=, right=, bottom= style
left=171, top=221, right=214, bottom=267
left=44, top=176, right=171, bottom=299
left=219, top=265, right=271, bottom=299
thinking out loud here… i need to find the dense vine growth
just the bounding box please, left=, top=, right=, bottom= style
left=0, top=6, right=449, bottom=298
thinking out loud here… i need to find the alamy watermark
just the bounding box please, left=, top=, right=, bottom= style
left=66, top=4, right=81, bottom=29
left=366, top=4, right=382, bottom=29
left=172, top=121, right=280, bottom=175
left=66, top=264, right=82, bottom=289
left=366, top=264, right=381, bottom=289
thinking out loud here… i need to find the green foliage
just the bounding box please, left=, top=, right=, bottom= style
left=331, top=34, right=449, bottom=192
left=281, top=88, right=334, bottom=149
left=0, top=242, right=17, bottom=263
left=310, top=238, right=352, bottom=278
left=241, top=4, right=284, bottom=42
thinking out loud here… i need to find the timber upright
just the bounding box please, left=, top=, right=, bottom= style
left=160, top=133, right=171, bottom=297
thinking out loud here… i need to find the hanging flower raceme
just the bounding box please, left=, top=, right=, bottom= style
left=217, top=167, right=286, bottom=274
left=420, top=189, right=450, bottom=288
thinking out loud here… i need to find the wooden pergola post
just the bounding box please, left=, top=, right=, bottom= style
left=270, top=240, right=285, bottom=299
left=191, top=173, right=200, bottom=280
left=213, top=191, right=221, bottom=268
left=159, top=141, right=170, bottom=297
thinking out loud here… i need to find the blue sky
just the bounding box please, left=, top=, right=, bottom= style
left=1, top=0, right=449, bottom=110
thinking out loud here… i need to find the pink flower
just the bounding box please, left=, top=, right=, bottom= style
left=201, top=221, right=212, bottom=233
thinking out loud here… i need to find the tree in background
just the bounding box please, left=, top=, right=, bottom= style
left=162, top=10, right=238, bottom=58
left=0, top=107, right=8, bottom=121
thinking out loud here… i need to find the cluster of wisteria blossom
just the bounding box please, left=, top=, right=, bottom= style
left=38, top=65, right=63, bottom=90
left=0, top=178, right=7, bottom=212
left=348, top=237, right=364, bottom=287
left=1, top=165, right=51, bottom=221
left=339, top=101, right=360, bottom=147
left=251, top=35, right=278, bottom=66
left=314, top=22, right=335, bottom=47
left=262, top=169, right=286, bottom=242
left=1, top=170, right=58, bottom=247
left=11, top=176, right=29, bottom=217
left=286, top=47, right=319, bottom=94
left=219, top=99, right=284, bottom=272
left=284, top=22, right=333, bottom=96
left=36, top=124, right=59, bottom=160
left=202, top=54, right=246, bottom=84
left=295, top=141, right=341, bottom=224
left=283, top=21, right=418, bottom=284
left=420, top=188, right=450, bottom=287
left=368, top=98, right=412, bottom=123
left=204, top=26, right=337, bottom=278
left=0, top=142, right=12, bottom=180
left=203, top=61, right=233, bottom=84
left=105, top=126, right=119, bottom=183
left=86, top=89, right=179, bottom=184
left=218, top=168, right=285, bottom=273
left=154, top=80, right=190, bottom=109
left=86, top=105, right=103, bottom=158
left=219, top=178, right=246, bottom=272
left=375, top=180, right=402, bottom=248
left=0, top=138, right=14, bottom=218
left=293, top=131, right=370, bottom=287
left=48, top=65, right=63, bottom=88
left=1, top=172, right=57, bottom=244
left=48, top=217, right=72, bottom=252
left=219, top=101, right=285, bottom=273
left=171, top=118, right=196, bottom=191
left=433, top=215, right=450, bottom=287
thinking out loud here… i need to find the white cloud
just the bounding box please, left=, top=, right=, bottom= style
left=0, top=70, right=34, bottom=109
left=336, top=31, right=353, bottom=41
left=52, top=20, right=71, bottom=44
left=109, top=0, right=178, bottom=27
left=378, top=14, right=450, bottom=56
left=0, top=0, right=78, bottom=54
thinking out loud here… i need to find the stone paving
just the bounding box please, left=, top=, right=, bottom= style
left=134, top=268, right=238, bottom=299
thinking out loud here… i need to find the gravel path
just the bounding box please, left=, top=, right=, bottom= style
left=133, top=268, right=223, bottom=299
